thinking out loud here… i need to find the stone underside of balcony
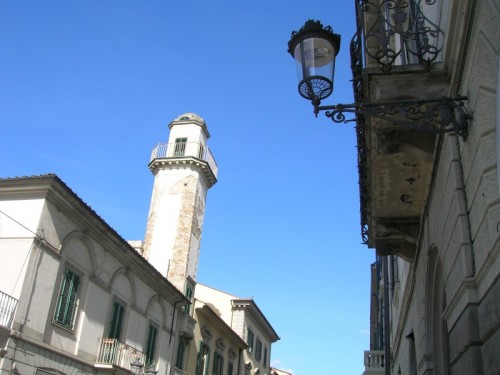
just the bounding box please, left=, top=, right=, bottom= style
left=361, top=67, right=451, bottom=260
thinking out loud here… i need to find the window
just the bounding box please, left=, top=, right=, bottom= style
left=145, top=323, right=158, bottom=366
left=263, top=347, right=268, bottom=368
left=108, top=301, right=125, bottom=339
left=54, top=269, right=80, bottom=329
left=212, top=352, right=224, bottom=375
left=183, top=286, right=193, bottom=314
left=255, top=339, right=262, bottom=361
left=227, top=362, right=233, bottom=375
left=176, top=340, right=187, bottom=370
left=246, top=329, right=254, bottom=353
left=196, top=342, right=210, bottom=375
left=174, top=138, right=187, bottom=157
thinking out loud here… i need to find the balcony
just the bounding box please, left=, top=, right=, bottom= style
left=0, top=290, right=18, bottom=356
left=177, top=312, right=196, bottom=340
left=352, top=0, right=452, bottom=260
left=363, top=350, right=385, bottom=375
left=0, top=291, right=17, bottom=329
left=95, top=338, right=146, bottom=372
left=149, top=142, right=218, bottom=187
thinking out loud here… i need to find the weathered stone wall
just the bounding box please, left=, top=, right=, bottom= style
left=391, top=0, right=499, bottom=374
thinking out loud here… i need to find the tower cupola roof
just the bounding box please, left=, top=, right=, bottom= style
left=169, top=112, right=210, bottom=138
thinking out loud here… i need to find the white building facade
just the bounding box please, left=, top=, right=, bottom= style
left=350, top=0, right=500, bottom=374
left=0, top=175, right=190, bottom=375
left=1, top=113, right=278, bottom=375
left=193, top=284, right=279, bottom=375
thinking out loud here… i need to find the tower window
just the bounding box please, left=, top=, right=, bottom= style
left=174, top=138, right=187, bottom=157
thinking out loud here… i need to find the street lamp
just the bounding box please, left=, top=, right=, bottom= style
left=287, top=20, right=472, bottom=139
left=130, top=358, right=144, bottom=374
left=287, top=19, right=341, bottom=105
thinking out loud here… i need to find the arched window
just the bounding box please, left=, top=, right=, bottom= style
left=425, top=247, right=450, bottom=374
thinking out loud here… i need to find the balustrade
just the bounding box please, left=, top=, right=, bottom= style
left=150, top=142, right=218, bottom=178
left=96, top=338, right=146, bottom=371
left=0, top=290, right=18, bottom=328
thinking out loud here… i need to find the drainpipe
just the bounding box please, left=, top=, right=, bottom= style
left=237, top=348, right=243, bottom=375
left=166, top=300, right=183, bottom=375
left=383, top=256, right=391, bottom=375
left=451, top=134, right=475, bottom=277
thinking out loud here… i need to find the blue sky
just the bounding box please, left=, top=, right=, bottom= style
left=0, top=1, right=374, bottom=374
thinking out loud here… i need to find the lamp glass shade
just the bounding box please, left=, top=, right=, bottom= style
left=293, top=36, right=337, bottom=100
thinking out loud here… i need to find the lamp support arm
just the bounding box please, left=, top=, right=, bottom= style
left=314, top=96, right=472, bottom=139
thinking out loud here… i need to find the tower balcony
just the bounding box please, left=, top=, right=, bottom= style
left=149, top=142, right=218, bottom=186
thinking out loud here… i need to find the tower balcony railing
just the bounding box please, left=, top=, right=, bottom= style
left=0, top=290, right=18, bottom=329
left=150, top=142, right=218, bottom=178
left=95, top=338, right=146, bottom=371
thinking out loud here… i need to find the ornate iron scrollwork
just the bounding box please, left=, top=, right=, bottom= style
left=360, top=0, right=444, bottom=70
left=315, top=96, right=471, bottom=139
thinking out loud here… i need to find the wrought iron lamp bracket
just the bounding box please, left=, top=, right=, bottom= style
left=313, top=96, right=472, bottom=140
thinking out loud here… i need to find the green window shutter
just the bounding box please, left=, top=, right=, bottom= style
left=176, top=340, right=186, bottom=369
left=183, top=287, right=193, bottom=314
left=196, top=342, right=210, bottom=375
left=212, top=352, right=224, bottom=375
left=255, top=339, right=262, bottom=361
left=227, top=362, right=233, bottom=375
left=145, top=324, right=158, bottom=365
left=54, top=269, right=80, bottom=328
left=247, top=329, right=254, bottom=352
left=108, top=301, right=125, bottom=339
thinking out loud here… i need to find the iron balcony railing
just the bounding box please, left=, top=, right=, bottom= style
left=96, top=338, right=146, bottom=371
left=150, top=142, right=218, bottom=178
left=355, top=0, right=445, bottom=71
left=0, top=290, right=18, bottom=328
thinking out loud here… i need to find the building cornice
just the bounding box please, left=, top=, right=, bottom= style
left=231, top=299, right=280, bottom=342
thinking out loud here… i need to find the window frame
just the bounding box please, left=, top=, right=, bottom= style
left=212, top=351, right=224, bottom=375
left=246, top=328, right=254, bottom=353
left=263, top=347, right=268, bottom=368
left=107, top=299, right=126, bottom=340
left=145, top=322, right=159, bottom=366
left=175, top=339, right=187, bottom=370
left=53, top=268, right=81, bottom=330
left=255, top=338, right=262, bottom=361
left=196, top=341, right=211, bottom=375
left=174, top=137, right=188, bottom=157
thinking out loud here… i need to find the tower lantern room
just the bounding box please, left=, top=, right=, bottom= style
left=143, top=113, right=218, bottom=292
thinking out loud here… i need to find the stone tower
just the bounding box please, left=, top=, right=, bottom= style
left=143, top=113, right=217, bottom=292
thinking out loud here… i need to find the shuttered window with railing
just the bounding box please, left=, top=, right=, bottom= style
left=108, top=301, right=125, bottom=339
